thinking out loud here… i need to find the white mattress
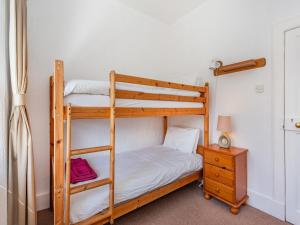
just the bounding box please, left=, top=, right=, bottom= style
left=64, top=94, right=203, bottom=108
left=70, top=145, right=202, bottom=223
left=64, top=80, right=201, bottom=97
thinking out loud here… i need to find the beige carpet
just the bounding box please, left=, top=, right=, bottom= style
left=38, top=183, right=289, bottom=225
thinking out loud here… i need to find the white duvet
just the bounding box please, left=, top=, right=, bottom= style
left=70, top=145, right=202, bottom=223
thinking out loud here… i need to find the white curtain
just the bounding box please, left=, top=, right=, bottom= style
left=8, top=0, right=37, bottom=225
left=0, top=0, right=10, bottom=225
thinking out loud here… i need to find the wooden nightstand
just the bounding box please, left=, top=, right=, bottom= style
left=203, top=144, right=248, bottom=214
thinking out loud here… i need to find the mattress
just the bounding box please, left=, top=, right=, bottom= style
left=64, top=80, right=201, bottom=97
left=64, top=79, right=203, bottom=108
left=70, top=145, right=202, bottom=223
left=64, top=94, right=203, bottom=108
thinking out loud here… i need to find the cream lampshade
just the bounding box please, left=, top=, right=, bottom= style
left=217, top=115, right=232, bottom=148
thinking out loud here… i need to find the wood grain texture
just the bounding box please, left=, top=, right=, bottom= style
left=196, top=145, right=204, bottom=155
left=115, top=90, right=206, bottom=103
left=205, top=144, right=247, bottom=156
left=205, top=178, right=234, bottom=202
left=71, top=146, right=112, bottom=156
left=70, top=178, right=112, bottom=195
left=65, top=105, right=72, bottom=225
left=75, top=210, right=112, bottom=225
left=204, top=150, right=234, bottom=171
left=214, top=58, right=266, bottom=76
left=203, top=145, right=248, bottom=214
left=235, top=153, right=247, bottom=202
left=53, top=60, right=64, bottom=225
left=115, top=73, right=207, bottom=92
left=204, top=83, right=209, bottom=147
left=109, top=71, right=116, bottom=224
left=204, top=163, right=234, bottom=187
left=64, top=107, right=206, bottom=119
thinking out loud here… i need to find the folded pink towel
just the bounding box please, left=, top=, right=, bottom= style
left=71, top=158, right=97, bottom=184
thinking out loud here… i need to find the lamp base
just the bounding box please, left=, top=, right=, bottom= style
left=218, top=133, right=231, bottom=148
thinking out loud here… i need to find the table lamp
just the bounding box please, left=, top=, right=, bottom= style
left=217, top=115, right=232, bottom=148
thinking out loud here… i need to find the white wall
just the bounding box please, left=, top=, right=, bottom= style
left=28, top=0, right=300, bottom=219
left=167, top=0, right=300, bottom=219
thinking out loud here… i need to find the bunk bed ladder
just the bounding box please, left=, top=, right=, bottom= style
left=65, top=71, right=116, bottom=225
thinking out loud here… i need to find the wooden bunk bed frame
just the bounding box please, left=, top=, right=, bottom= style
left=49, top=60, right=210, bottom=225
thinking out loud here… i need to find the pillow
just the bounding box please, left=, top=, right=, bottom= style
left=163, top=126, right=200, bottom=154
left=64, top=80, right=109, bottom=96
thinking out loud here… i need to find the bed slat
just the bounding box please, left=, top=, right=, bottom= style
left=71, top=145, right=112, bottom=156
left=115, top=90, right=206, bottom=103
left=65, top=107, right=206, bottom=119
left=115, top=73, right=207, bottom=92
left=75, top=210, right=112, bottom=225
left=70, top=178, right=112, bottom=195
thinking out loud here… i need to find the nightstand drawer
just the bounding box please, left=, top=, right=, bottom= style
left=205, top=178, right=234, bottom=203
left=204, top=163, right=234, bottom=187
left=205, top=150, right=234, bottom=171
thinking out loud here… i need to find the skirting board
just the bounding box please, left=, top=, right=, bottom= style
left=38, top=189, right=286, bottom=221
left=248, top=189, right=285, bottom=220
left=37, top=192, right=50, bottom=211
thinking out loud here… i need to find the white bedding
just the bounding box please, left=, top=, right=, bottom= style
left=64, top=94, right=203, bottom=108
left=64, top=80, right=201, bottom=97
left=64, top=79, right=203, bottom=108
left=70, top=145, right=202, bottom=223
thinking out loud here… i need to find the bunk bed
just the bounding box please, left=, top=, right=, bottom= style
left=49, top=60, right=210, bottom=225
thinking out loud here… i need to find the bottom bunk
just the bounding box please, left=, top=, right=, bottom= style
left=70, top=145, right=203, bottom=224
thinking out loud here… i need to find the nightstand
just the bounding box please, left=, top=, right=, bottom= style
left=203, top=144, right=248, bottom=214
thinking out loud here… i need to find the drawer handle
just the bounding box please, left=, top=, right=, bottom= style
left=216, top=188, right=220, bottom=193
left=215, top=157, right=220, bottom=162
left=215, top=173, right=220, bottom=177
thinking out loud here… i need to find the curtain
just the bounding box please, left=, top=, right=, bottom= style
left=8, top=0, right=37, bottom=225
left=0, top=0, right=10, bottom=225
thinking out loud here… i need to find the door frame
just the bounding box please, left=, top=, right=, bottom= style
left=273, top=15, right=300, bottom=221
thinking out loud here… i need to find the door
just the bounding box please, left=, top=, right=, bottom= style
left=285, top=27, right=300, bottom=225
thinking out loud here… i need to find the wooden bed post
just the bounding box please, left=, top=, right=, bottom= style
left=53, top=60, right=65, bottom=225
left=65, top=104, right=72, bottom=225
left=109, top=71, right=116, bottom=224
left=204, top=83, right=209, bottom=147
left=163, top=116, right=168, bottom=139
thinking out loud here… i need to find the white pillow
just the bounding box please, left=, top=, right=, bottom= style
left=163, top=126, right=200, bottom=154
left=64, top=80, right=109, bottom=96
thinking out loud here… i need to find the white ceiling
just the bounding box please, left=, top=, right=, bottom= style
left=118, top=0, right=207, bottom=24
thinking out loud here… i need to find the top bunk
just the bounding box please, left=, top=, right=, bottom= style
left=50, top=60, right=209, bottom=120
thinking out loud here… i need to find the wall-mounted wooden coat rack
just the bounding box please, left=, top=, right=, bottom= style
left=214, top=58, right=266, bottom=76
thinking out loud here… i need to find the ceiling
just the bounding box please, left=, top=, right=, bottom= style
left=118, top=0, right=207, bottom=24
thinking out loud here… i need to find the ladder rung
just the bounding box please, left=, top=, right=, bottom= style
left=71, top=145, right=112, bottom=156
left=71, top=178, right=112, bottom=195
left=75, top=210, right=112, bottom=225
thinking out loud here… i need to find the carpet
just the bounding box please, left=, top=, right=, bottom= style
left=38, top=183, right=289, bottom=225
